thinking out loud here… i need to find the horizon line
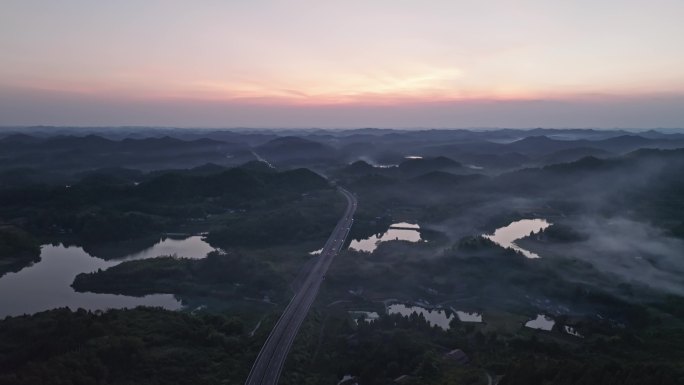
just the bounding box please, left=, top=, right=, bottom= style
left=1, top=125, right=683, bottom=132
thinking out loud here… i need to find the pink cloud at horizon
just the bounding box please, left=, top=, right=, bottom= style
left=1, top=0, right=683, bottom=127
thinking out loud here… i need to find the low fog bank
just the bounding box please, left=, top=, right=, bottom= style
left=401, top=149, right=684, bottom=296
left=532, top=216, right=684, bottom=295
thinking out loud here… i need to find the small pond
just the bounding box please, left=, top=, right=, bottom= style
left=118, top=236, right=214, bottom=261
left=525, top=314, right=555, bottom=330
left=455, top=310, right=483, bottom=323
left=348, top=222, right=424, bottom=253
left=387, top=303, right=453, bottom=330
left=483, top=218, right=551, bottom=258
left=337, top=374, right=357, bottom=385
left=349, top=310, right=380, bottom=324
left=564, top=325, right=583, bottom=338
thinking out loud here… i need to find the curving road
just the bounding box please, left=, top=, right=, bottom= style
left=245, top=187, right=357, bottom=385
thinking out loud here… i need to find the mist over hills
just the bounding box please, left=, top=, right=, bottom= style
left=2, top=127, right=684, bottom=385
left=1, top=128, right=683, bottom=182
left=3, top=0, right=684, bottom=382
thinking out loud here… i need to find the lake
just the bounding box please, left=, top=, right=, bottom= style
left=483, top=218, right=551, bottom=258
left=564, top=325, right=583, bottom=338
left=349, top=310, right=380, bottom=324
left=0, top=235, right=214, bottom=318
left=525, top=314, right=555, bottom=330
left=118, top=235, right=215, bottom=261
left=455, top=310, right=483, bottom=323
left=348, top=222, right=424, bottom=253
left=387, top=303, right=453, bottom=330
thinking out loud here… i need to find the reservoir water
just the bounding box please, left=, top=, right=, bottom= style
left=349, top=310, right=380, bottom=324
left=387, top=303, right=453, bottom=330
left=483, top=218, right=551, bottom=258
left=0, top=235, right=214, bottom=318
left=118, top=235, right=214, bottom=261
left=524, top=314, right=555, bottom=330
left=455, top=310, right=483, bottom=323
left=348, top=222, right=423, bottom=253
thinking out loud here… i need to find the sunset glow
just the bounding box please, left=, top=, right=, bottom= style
left=2, top=0, right=683, bottom=127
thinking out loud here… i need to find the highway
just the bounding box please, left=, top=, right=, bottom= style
left=245, top=187, right=357, bottom=385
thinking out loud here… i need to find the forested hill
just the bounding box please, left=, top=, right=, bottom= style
left=0, top=134, right=246, bottom=173
left=0, top=165, right=331, bottom=245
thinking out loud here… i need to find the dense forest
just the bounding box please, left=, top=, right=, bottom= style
left=0, top=226, right=40, bottom=277
left=72, top=251, right=288, bottom=302
left=2, top=306, right=683, bottom=385
left=1, top=129, right=684, bottom=384
left=0, top=307, right=265, bottom=385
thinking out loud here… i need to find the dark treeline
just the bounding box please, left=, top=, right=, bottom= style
left=0, top=307, right=265, bottom=385
left=2, top=128, right=684, bottom=384
left=0, top=165, right=331, bottom=244
left=0, top=134, right=247, bottom=175
left=281, top=308, right=684, bottom=385
left=0, top=226, right=40, bottom=277
left=72, top=251, right=288, bottom=302
left=339, top=149, right=684, bottom=240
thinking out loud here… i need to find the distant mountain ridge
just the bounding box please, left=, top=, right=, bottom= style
left=2, top=130, right=683, bottom=178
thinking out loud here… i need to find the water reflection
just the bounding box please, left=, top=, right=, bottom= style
left=120, top=236, right=214, bottom=261
left=348, top=222, right=423, bottom=253
left=564, top=325, right=583, bottom=338
left=337, top=374, right=357, bottom=385
left=387, top=303, right=453, bottom=330
left=455, top=310, right=483, bottom=323
left=525, top=314, right=555, bottom=330
left=393, top=222, right=420, bottom=229
left=484, top=218, right=551, bottom=258
left=349, top=311, right=379, bottom=324
left=0, top=235, right=215, bottom=318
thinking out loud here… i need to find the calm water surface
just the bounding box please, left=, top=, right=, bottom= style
left=564, top=325, right=583, bottom=337
left=484, top=219, right=551, bottom=258
left=387, top=303, right=453, bottom=330
left=0, top=236, right=214, bottom=318
left=455, top=310, right=483, bottom=323
left=349, top=310, right=380, bottom=324
left=525, top=314, right=555, bottom=330
left=348, top=222, right=423, bottom=253
left=119, top=236, right=214, bottom=261
left=337, top=374, right=357, bottom=385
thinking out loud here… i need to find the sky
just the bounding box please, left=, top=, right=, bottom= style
left=1, top=0, right=683, bottom=128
